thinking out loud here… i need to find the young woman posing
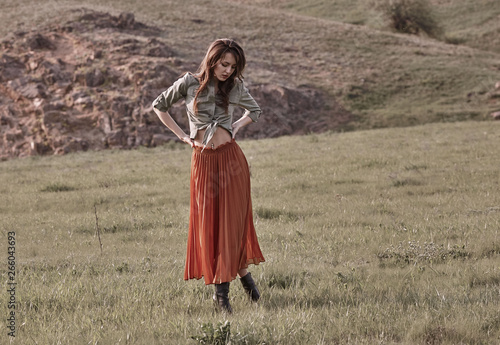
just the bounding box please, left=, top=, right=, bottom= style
left=152, top=39, right=265, bottom=313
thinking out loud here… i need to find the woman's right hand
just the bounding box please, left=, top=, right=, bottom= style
left=153, top=109, right=194, bottom=148
left=180, top=135, right=195, bottom=148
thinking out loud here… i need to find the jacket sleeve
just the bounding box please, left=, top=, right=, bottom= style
left=238, top=83, right=262, bottom=122
left=152, top=74, right=190, bottom=112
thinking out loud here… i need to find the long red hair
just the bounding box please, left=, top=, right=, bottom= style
left=194, top=39, right=246, bottom=114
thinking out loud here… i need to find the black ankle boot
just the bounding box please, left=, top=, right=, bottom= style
left=213, top=282, right=232, bottom=313
left=240, top=272, right=260, bottom=302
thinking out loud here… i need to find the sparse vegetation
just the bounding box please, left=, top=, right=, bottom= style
left=191, top=321, right=231, bottom=345
left=264, top=0, right=500, bottom=53
left=40, top=183, right=77, bottom=192
left=377, top=0, right=443, bottom=38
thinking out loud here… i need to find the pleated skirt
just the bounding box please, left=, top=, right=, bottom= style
left=184, top=140, right=265, bottom=285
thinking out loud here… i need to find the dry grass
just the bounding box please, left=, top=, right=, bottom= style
left=1, top=121, right=499, bottom=344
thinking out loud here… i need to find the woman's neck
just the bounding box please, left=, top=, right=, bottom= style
left=213, top=78, right=220, bottom=94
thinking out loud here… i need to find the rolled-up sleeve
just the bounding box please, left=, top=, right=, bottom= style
left=152, top=74, right=189, bottom=112
left=239, top=84, right=261, bottom=122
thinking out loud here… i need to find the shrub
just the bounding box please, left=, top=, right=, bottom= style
left=191, top=321, right=231, bottom=345
left=378, top=0, right=443, bottom=38
left=40, top=183, right=76, bottom=192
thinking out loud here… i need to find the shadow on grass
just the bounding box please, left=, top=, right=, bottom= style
left=40, top=183, right=77, bottom=192
left=255, top=206, right=303, bottom=222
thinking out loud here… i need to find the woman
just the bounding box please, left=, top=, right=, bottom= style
left=152, top=39, right=265, bottom=313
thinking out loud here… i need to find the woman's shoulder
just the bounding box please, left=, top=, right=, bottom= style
left=181, top=72, right=200, bottom=86
left=231, top=77, right=246, bottom=92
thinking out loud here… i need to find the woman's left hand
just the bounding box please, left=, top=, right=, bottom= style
left=232, top=115, right=253, bottom=139
left=232, top=123, right=241, bottom=139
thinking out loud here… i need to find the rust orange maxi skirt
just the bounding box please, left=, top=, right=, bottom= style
left=184, top=140, right=265, bottom=285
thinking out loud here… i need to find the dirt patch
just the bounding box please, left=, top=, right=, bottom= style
left=0, top=9, right=352, bottom=159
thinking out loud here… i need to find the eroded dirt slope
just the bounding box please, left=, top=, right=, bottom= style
left=0, top=9, right=352, bottom=159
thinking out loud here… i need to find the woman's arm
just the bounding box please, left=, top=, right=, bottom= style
left=232, top=82, right=261, bottom=139
left=231, top=115, right=253, bottom=139
left=153, top=108, right=194, bottom=147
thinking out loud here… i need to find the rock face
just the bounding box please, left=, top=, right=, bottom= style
left=0, top=9, right=351, bottom=159
left=490, top=81, right=500, bottom=120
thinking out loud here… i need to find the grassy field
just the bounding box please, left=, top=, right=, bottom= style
left=1, top=121, right=499, bottom=344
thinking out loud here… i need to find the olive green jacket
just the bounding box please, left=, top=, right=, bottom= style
left=152, top=73, right=261, bottom=146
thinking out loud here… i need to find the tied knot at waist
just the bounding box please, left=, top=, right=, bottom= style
left=193, top=139, right=236, bottom=154
left=201, top=121, right=220, bottom=147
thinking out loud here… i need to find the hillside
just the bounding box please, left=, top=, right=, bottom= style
left=256, top=0, right=500, bottom=54
left=1, top=0, right=499, bottom=158
left=1, top=10, right=335, bottom=158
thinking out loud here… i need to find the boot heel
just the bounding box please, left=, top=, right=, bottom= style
left=240, top=272, right=260, bottom=302
left=214, top=282, right=232, bottom=313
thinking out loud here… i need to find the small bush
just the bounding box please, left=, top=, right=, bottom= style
left=40, top=183, right=76, bottom=192
left=191, top=321, right=231, bottom=345
left=255, top=206, right=300, bottom=221
left=378, top=0, right=443, bottom=38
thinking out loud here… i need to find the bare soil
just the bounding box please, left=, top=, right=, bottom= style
left=0, top=9, right=352, bottom=159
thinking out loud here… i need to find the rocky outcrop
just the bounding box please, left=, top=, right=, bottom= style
left=490, top=81, right=500, bottom=120
left=0, top=9, right=350, bottom=159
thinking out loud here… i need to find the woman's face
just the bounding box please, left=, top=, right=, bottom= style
left=213, top=52, right=237, bottom=83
